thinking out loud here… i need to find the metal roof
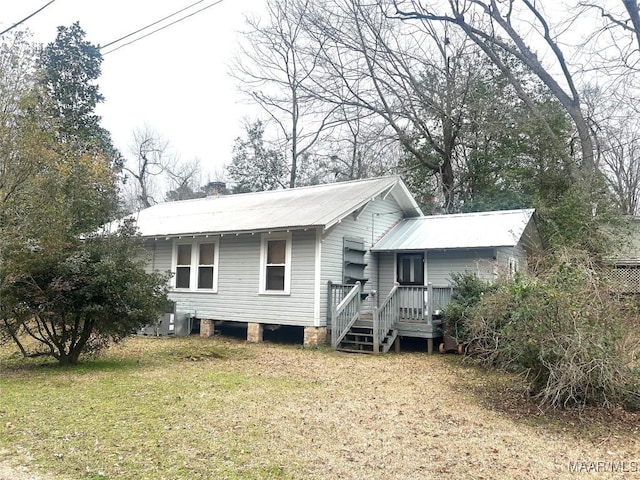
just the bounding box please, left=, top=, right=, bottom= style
left=372, top=208, right=536, bottom=251
left=126, top=176, right=422, bottom=238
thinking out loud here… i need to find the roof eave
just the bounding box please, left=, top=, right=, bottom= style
left=139, top=224, right=323, bottom=239
left=372, top=243, right=517, bottom=252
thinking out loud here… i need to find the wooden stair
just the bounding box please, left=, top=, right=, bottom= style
left=336, top=317, right=397, bottom=354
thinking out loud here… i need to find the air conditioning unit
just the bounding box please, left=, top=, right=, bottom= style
left=136, top=302, right=177, bottom=336
left=173, top=314, right=193, bottom=336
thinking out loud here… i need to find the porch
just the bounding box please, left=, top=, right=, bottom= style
left=328, top=281, right=453, bottom=354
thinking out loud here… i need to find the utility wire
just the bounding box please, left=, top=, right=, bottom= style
left=100, top=0, right=206, bottom=50
left=0, top=0, right=57, bottom=37
left=101, top=0, right=226, bottom=55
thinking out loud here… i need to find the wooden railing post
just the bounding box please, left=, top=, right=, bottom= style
left=331, top=304, right=337, bottom=348
left=327, top=280, right=333, bottom=326
left=427, top=282, right=433, bottom=326
left=373, top=306, right=379, bottom=355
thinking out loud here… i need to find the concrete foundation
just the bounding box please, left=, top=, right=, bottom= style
left=247, top=322, right=264, bottom=343
left=200, top=319, right=215, bottom=338
left=303, top=326, right=328, bottom=347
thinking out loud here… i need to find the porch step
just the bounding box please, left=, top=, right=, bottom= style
left=336, top=324, right=397, bottom=354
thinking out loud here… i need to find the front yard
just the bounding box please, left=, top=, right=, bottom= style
left=0, top=336, right=638, bottom=479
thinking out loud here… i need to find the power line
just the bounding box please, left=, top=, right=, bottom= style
left=100, top=0, right=206, bottom=50
left=0, top=0, right=57, bottom=37
left=101, top=0, right=227, bottom=56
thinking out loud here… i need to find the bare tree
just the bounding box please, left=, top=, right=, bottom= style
left=121, top=126, right=201, bottom=210
left=121, top=126, right=171, bottom=210
left=323, top=109, right=399, bottom=181
left=299, top=0, right=485, bottom=209
left=230, top=0, right=342, bottom=187
left=163, top=157, right=202, bottom=201
left=390, top=0, right=596, bottom=183
left=622, top=0, right=640, bottom=51
left=579, top=1, right=640, bottom=68
left=299, top=1, right=569, bottom=211
left=601, top=126, right=640, bottom=215
left=586, top=85, right=640, bottom=215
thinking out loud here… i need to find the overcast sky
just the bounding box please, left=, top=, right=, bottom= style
left=2, top=0, right=264, bottom=180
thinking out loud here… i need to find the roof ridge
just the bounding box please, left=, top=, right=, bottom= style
left=136, top=176, right=400, bottom=213
left=404, top=208, right=535, bottom=220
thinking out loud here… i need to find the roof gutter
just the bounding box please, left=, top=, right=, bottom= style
left=142, top=224, right=323, bottom=240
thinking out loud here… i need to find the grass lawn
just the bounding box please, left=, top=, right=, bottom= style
left=0, top=335, right=638, bottom=479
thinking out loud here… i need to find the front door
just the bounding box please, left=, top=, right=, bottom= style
left=396, top=252, right=425, bottom=319
left=397, top=252, right=424, bottom=286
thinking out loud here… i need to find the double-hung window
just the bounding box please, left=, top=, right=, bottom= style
left=172, top=239, right=219, bottom=291
left=260, top=233, right=291, bottom=294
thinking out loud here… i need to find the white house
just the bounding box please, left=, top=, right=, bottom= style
left=129, top=177, right=541, bottom=352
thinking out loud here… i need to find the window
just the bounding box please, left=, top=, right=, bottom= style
left=508, top=257, right=519, bottom=276
left=172, top=239, right=219, bottom=291
left=198, top=243, right=216, bottom=289
left=260, top=233, right=291, bottom=294
left=176, top=244, right=192, bottom=288
left=397, top=252, right=424, bottom=286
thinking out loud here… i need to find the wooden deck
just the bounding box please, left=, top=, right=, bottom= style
left=396, top=318, right=443, bottom=338
left=329, top=282, right=452, bottom=354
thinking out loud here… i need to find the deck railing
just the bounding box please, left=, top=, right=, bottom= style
left=330, top=282, right=361, bottom=348
left=372, top=283, right=399, bottom=353
left=430, top=285, right=454, bottom=312
left=397, top=284, right=453, bottom=322
left=327, top=281, right=454, bottom=351
left=326, top=281, right=353, bottom=325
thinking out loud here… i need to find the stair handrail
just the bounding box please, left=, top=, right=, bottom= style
left=331, top=281, right=361, bottom=348
left=372, top=282, right=399, bottom=354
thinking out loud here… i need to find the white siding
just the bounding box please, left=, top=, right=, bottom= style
left=426, top=249, right=496, bottom=285
left=496, top=244, right=528, bottom=274
left=147, top=230, right=318, bottom=327
left=143, top=239, right=172, bottom=274
left=377, top=252, right=396, bottom=304
left=376, top=249, right=498, bottom=305
left=319, top=195, right=405, bottom=323
left=520, top=219, right=543, bottom=251
left=378, top=246, right=521, bottom=297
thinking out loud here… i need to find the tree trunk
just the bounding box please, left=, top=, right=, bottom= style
left=441, top=158, right=455, bottom=212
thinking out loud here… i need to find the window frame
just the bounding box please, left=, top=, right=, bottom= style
left=259, top=232, right=292, bottom=295
left=171, top=238, right=220, bottom=292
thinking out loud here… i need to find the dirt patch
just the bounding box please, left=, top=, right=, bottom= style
left=0, top=461, right=46, bottom=480
left=205, top=342, right=640, bottom=479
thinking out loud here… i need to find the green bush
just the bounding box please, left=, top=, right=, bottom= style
left=443, top=272, right=498, bottom=343
left=464, top=249, right=640, bottom=410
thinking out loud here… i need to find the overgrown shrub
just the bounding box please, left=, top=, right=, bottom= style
left=443, top=272, right=498, bottom=343
left=464, top=249, right=640, bottom=410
